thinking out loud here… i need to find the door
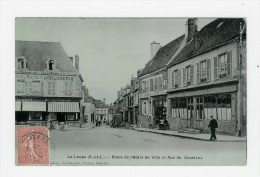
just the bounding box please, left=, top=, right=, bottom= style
left=57, top=112, right=66, bottom=122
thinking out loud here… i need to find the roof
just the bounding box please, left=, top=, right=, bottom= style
left=84, top=96, right=95, bottom=103
left=94, top=100, right=108, bottom=108
left=15, top=40, right=77, bottom=73
left=139, top=35, right=185, bottom=77
left=168, top=18, right=245, bottom=67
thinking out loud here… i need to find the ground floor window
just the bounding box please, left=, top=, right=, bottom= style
left=170, top=93, right=232, bottom=121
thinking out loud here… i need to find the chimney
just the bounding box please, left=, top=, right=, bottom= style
left=69, top=57, right=74, bottom=64
left=137, top=69, right=143, bottom=78
left=103, top=98, right=106, bottom=104
left=75, top=55, right=79, bottom=71
left=150, top=41, right=160, bottom=59
left=185, top=18, right=198, bottom=42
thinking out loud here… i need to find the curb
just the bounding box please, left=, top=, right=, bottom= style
left=133, top=128, right=246, bottom=142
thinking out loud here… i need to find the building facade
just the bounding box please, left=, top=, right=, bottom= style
left=137, top=37, right=184, bottom=128
left=167, top=18, right=247, bottom=136
left=15, top=41, right=83, bottom=126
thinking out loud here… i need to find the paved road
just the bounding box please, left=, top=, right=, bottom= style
left=49, top=126, right=246, bottom=166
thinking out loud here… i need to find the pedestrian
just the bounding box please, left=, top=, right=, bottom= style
left=208, top=116, right=218, bottom=141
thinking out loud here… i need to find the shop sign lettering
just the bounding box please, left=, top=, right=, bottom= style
left=16, top=74, right=74, bottom=81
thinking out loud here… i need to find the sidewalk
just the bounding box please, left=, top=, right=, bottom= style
left=133, top=127, right=247, bottom=142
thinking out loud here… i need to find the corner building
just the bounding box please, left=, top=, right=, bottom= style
left=15, top=41, right=83, bottom=126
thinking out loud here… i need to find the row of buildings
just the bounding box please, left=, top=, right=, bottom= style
left=15, top=40, right=109, bottom=127
left=113, top=18, right=247, bottom=136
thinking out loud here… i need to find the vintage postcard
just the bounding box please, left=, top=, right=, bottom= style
left=15, top=17, right=247, bottom=166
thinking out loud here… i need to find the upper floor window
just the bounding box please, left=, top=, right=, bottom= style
left=65, top=81, right=73, bottom=95
left=25, top=81, right=32, bottom=95
left=214, top=51, right=232, bottom=79
left=32, top=81, right=41, bottom=95
left=150, top=78, right=153, bottom=91
left=186, top=66, right=191, bottom=83
left=16, top=80, right=25, bottom=94
left=158, top=76, right=163, bottom=91
left=49, top=60, right=54, bottom=70
left=200, top=60, right=207, bottom=82
left=18, top=58, right=24, bottom=69
left=154, top=77, right=158, bottom=91
left=48, top=82, right=56, bottom=95
left=172, top=70, right=180, bottom=88
left=142, top=80, right=146, bottom=93
left=197, top=59, right=211, bottom=83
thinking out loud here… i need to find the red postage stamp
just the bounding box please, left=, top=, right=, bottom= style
left=17, top=126, right=50, bottom=165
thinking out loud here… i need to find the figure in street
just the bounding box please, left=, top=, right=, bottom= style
left=208, top=116, right=218, bottom=141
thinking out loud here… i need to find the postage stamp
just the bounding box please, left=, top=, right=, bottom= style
left=17, top=126, right=50, bottom=165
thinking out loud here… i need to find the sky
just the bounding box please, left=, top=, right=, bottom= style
left=16, top=18, right=214, bottom=104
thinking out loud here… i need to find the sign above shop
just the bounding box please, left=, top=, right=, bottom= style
left=16, top=74, right=74, bottom=81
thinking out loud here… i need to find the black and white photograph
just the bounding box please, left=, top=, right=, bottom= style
left=1, top=1, right=260, bottom=177
left=14, top=17, right=247, bottom=166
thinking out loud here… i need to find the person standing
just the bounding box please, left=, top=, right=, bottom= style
left=208, top=116, right=218, bottom=141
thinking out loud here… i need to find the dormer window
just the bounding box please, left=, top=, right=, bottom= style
left=17, top=57, right=27, bottom=69
left=18, top=58, right=24, bottom=69
left=49, top=60, right=54, bottom=70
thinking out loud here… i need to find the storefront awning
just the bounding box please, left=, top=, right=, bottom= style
left=48, top=102, right=80, bottom=112
left=15, top=101, right=22, bottom=111
left=22, top=101, right=46, bottom=111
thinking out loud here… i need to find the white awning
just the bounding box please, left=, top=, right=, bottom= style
left=48, top=102, right=80, bottom=112
left=22, top=101, right=46, bottom=111
left=15, top=101, right=21, bottom=111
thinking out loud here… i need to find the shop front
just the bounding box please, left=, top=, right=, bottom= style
left=15, top=100, right=47, bottom=125
left=168, top=84, right=238, bottom=135
left=152, top=95, right=167, bottom=122
left=15, top=100, right=80, bottom=126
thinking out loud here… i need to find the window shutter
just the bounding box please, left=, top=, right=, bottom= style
left=227, top=51, right=232, bottom=77
left=207, top=59, right=211, bottom=81
left=190, top=65, right=194, bottom=84
left=178, top=70, right=181, bottom=87
left=183, top=68, right=186, bottom=86
left=150, top=79, right=152, bottom=91
left=172, top=71, right=174, bottom=88
left=196, top=63, right=200, bottom=83
left=214, top=57, right=218, bottom=80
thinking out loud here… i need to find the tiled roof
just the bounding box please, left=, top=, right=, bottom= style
left=94, top=100, right=108, bottom=108
left=168, top=18, right=245, bottom=67
left=139, top=35, right=185, bottom=77
left=15, top=40, right=77, bottom=73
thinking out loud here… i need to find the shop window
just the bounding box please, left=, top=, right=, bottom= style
left=29, top=112, right=42, bottom=121
left=66, top=113, right=76, bottom=121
